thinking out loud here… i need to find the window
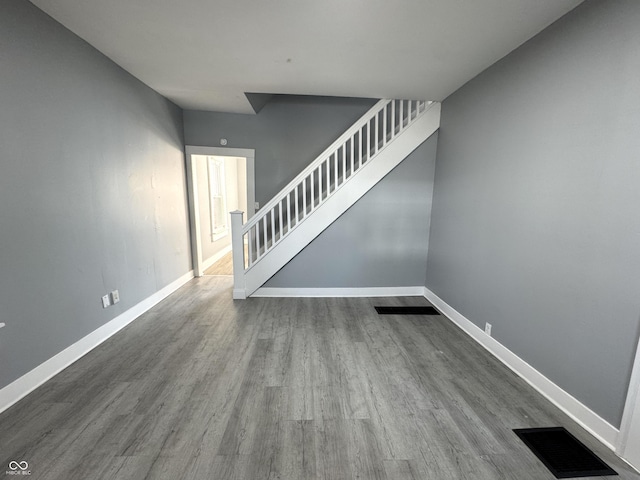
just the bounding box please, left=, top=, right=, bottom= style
left=208, top=157, right=228, bottom=241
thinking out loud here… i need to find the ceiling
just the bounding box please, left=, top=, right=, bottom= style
left=30, top=0, right=583, bottom=114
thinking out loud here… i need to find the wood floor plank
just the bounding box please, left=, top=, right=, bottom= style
left=383, top=459, right=420, bottom=480
left=315, top=419, right=353, bottom=480
left=346, top=419, right=388, bottom=480
left=217, top=341, right=269, bottom=455
left=286, top=328, right=314, bottom=421
left=0, top=276, right=636, bottom=480
left=245, top=386, right=286, bottom=479
left=203, top=250, right=234, bottom=276
left=277, top=420, right=316, bottom=479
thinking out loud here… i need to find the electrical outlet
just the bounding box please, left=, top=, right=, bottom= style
left=254, top=202, right=260, bottom=210
left=111, top=290, right=120, bottom=304
left=485, top=323, right=492, bottom=336
left=101, top=295, right=111, bottom=309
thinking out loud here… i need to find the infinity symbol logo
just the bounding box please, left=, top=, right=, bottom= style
left=8, top=461, right=29, bottom=471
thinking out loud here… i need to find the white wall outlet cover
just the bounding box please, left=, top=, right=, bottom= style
left=111, top=290, right=120, bottom=304
left=485, top=323, right=492, bottom=336
left=254, top=202, right=260, bottom=209
left=102, top=295, right=110, bottom=309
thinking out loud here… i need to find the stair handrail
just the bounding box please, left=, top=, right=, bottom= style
left=241, top=98, right=390, bottom=234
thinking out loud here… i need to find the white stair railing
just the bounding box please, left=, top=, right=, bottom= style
left=231, top=99, right=432, bottom=295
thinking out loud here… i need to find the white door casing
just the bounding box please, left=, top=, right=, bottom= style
left=185, top=146, right=255, bottom=277
left=618, top=334, right=640, bottom=470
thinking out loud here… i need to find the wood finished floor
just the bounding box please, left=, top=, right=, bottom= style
left=1, top=276, right=636, bottom=480
left=204, top=251, right=233, bottom=276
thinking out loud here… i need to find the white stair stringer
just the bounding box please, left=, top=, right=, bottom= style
left=241, top=102, right=440, bottom=297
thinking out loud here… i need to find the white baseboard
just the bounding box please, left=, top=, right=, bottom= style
left=201, top=244, right=232, bottom=272
left=0, top=270, right=194, bottom=415
left=423, top=287, right=619, bottom=451
left=252, top=286, right=425, bottom=298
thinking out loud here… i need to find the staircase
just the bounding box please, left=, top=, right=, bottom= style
left=230, top=99, right=441, bottom=299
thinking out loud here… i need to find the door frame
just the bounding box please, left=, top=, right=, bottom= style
left=618, top=333, right=640, bottom=468
left=185, top=146, right=255, bottom=277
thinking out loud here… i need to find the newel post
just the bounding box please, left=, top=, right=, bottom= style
left=230, top=210, right=246, bottom=299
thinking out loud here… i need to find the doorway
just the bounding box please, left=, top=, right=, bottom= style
left=185, top=146, right=255, bottom=277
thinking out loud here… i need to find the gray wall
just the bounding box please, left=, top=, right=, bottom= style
left=183, top=96, right=376, bottom=205
left=266, top=134, right=437, bottom=288
left=426, top=0, right=640, bottom=427
left=0, top=0, right=191, bottom=389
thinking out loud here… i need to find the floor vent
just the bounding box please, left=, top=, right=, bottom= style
left=374, top=306, right=439, bottom=315
left=514, top=427, right=617, bottom=478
